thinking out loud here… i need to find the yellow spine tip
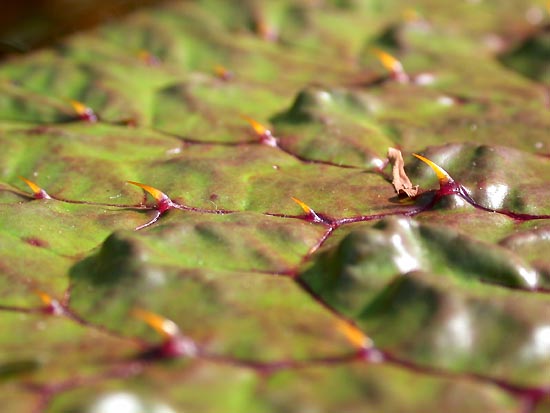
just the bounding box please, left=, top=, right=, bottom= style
left=241, top=114, right=270, bottom=136
left=127, top=181, right=168, bottom=202
left=291, top=197, right=314, bottom=215
left=34, top=290, right=53, bottom=306
left=132, top=308, right=180, bottom=339
left=18, top=176, right=42, bottom=195
left=69, top=100, right=88, bottom=116
left=214, top=65, right=232, bottom=80
left=69, top=99, right=97, bottom=122
left=372, top=48, right=404, bottom=73
left=18, top=176, right=51, bottom=199
left=412, top=153, right=452, bottom=185
left=336, top=320, right=372, bottom=349
left=137, top=49, right=160, bottom=65
left=137, top=50, right=151, bottom=61
left=402, top=8, right=421, bottom=22
left=255, top=19, right=277, bottom=41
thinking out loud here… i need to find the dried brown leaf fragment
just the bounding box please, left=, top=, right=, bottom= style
left=388, top=147, right=419, bottom=197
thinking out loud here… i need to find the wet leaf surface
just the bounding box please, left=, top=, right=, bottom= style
left=0, top=0, right=549, bottom=412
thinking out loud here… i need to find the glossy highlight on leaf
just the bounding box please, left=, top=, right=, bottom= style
left=1, top=1, right=550, bottom=412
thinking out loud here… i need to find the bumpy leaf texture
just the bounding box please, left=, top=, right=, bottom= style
left=0, top=1, right=549, bottom=412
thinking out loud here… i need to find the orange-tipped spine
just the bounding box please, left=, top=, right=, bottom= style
left=336, top=319, right=373, bottom=349
left=70, top=100, right=98, bottom=122
left=372, top=48, right=409, bottom=83
left=33, top=289, right=63, bottom=315
left=412, top=153, right=453, bottom=186
left=241, top=115, right=278, bottom=147
left=127, top=181, right=175, bottom=229
left=132, top=308, right=180, bottom=340
left=18, top=176, right=51, bottom=199
left=138, top=49, right=160, bottom=66
left=291, top=197, right=323, bottom=223
left=214, top=65, right=233, bottom=81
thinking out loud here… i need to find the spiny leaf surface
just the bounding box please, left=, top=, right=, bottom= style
left=0, top=0, right=549, bottom=412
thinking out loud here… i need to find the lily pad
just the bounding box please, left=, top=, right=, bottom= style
left=0, top=0, right=549, bottom=412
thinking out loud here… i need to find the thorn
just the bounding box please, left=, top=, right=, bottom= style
left=253, top=14, right=278, bottom=41
left=135, top=210, right=162, bottom=231
left=241, top=114, right=269, bottom=136
left=336, top=319, right=373, bottom=350
left=372, top=48, right=403, bottom=73
left=291, top=197, right=322, bottom=222
left=127, top=181, right=169, bottom=203
left=18, top=176, right=51, bottom=199
left=241, top=115, right=278, bottom=147
left=132, top=308, right=180, bottom=340
left=69, top=100, right=98, bottom=122
left=132, top=308, right=198, bottom=358
left=127, top=181, right=175, bottom=229
left=34, top=289, right=53, bottom=306
left=214, top=64, right=233, bottom=81
left=127, top=181, right=173, bottom=211
left=412, top=153, right=454, bottom=186
left=137, top=49, right=161, bottom=66
left=33, top=290, right=63, bottom=315
left=291, top=197, right=313, bottom=214
left=402, top=8, right=421, bottom=22
left=372, top=48, right=409, bottom=83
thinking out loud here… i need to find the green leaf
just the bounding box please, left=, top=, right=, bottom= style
left=1, top=0, right=549, bottom=411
